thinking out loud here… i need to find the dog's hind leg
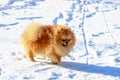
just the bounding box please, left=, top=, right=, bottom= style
left=26, top=50, right=35, bottom=62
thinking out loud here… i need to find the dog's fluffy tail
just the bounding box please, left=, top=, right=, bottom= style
left=21, top=22, right=45, bottom=41
left=21, top=22, right=53, bottom=50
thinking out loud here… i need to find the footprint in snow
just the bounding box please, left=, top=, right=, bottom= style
left=47, top=72, right=62, bottom=80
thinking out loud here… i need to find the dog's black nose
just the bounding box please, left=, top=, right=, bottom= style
left=66, top=42, right=68, bottom=44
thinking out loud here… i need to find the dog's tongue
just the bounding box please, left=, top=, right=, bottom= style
left=62, top=43, right=67, bottom=46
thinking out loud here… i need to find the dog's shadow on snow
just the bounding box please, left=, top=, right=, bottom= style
left=60, top=61, right=120, bottom=77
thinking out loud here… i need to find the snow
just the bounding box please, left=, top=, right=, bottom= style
left=0, top=0, right=120, bottom=80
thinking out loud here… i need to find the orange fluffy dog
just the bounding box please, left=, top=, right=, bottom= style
left=21, top=22, right=75, bottom=64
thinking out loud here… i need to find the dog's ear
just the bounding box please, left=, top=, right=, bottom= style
left=59, top=27, right=71, bottom=35
left=56, top=25, right=65, bottom=32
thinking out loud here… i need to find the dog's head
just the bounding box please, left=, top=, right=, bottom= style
left=55, top=25, right=75, bottom=47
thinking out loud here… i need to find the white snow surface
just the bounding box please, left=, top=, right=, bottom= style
left=0, top=0, right=120, bottom=80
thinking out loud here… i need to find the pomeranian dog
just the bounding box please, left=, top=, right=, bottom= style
left=21, top=22, right=75, bottom=64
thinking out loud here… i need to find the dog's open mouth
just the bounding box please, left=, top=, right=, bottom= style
left=62, top=43, right=68, bottom=47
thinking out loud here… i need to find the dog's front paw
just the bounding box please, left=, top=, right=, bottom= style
left=52, top=59, right=60, bottom=65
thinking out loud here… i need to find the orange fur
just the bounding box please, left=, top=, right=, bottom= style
left=21, top=22, right=75, bottom=64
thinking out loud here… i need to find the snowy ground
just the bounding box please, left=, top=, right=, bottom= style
left=0, top=0, right=120, bottom=80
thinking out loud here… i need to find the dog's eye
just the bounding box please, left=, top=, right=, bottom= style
left=68, top=39, right=70, bottom=41
left=62, top=39, right=65, bottom=42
